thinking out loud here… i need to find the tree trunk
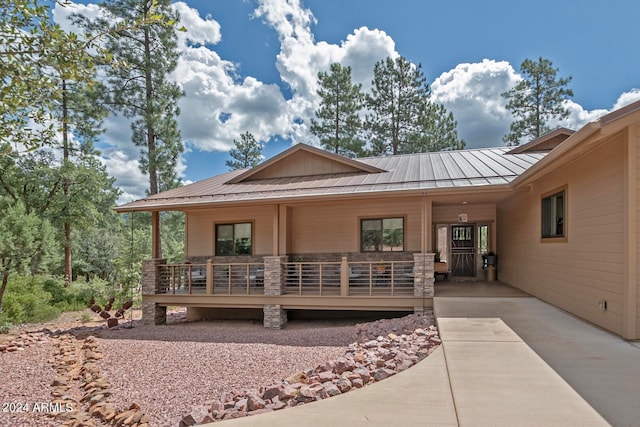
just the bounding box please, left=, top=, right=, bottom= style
left=62, top=79, right=72, bottom=284
left=144, top=20, right=162, bottom=258
left=0, top=270, right=9, bottom=314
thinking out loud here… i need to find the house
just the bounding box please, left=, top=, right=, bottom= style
left=116, top=100, right=640, bottom=340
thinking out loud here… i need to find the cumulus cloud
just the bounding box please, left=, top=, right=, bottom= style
left=432, top=59, right=639, bottom=148
left=432, top=59, right=520, bottom=148
left=254, top=0, right=398, bottom=143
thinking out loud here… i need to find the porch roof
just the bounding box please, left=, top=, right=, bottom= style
left=116, top=147, right=546, bottom=212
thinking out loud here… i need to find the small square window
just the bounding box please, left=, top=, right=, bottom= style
left=541, top=190, right=565, bottom=239
left=361, top=217, right=404, bottom=252
left=215, top=223, right=252, bottom=255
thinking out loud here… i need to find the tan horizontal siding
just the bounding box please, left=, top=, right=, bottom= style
left=499, top=137, right=625, bottom=336
left=432, top=204, right=496, bottom=223
left=291, top=197, right=422, bottom=253
left=186, top=205, right=275, bottom=256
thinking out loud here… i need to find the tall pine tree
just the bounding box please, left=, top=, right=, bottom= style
left=76, top=0, right=184, bottom=257
left=366, top=56, right=463, bottom=155
left=226, top=132, right=263, bottom=170
left=311, top=63, right=366, bottom=158
left=502, top=57, right=573, bottom=146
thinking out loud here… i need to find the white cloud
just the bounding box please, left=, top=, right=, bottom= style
left=432, top=59, right=519, bottom=148
left=254, top=0, right=398, bottom=144
left=98, top=150, right=146, bottom=204
left=613, top=89, right=640, bottom=110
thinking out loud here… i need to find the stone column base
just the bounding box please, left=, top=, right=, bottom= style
left=263, top=304, right=287, bottom=329
left=142, top=300, right=166, bottom=325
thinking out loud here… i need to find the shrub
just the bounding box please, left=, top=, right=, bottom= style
left=0, top=314, right=13, bottom=334
left=0, top=275, right=60, bottom=324
left=79, top=312, right=92, bottom=323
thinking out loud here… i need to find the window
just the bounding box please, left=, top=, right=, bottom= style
left=361, top=217, right=404, bottom=252
left=541, top=190, right=565, bottom=239
left=215, top=223, right=252, bottom=255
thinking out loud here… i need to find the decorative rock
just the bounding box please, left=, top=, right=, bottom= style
left=234, top=398, right=248, bottom=412
left=247, top=395, right=266, bottom=411
left=320, top=383, right=341, bottom=398
left=351, top=378, right=364, bottom=388
left=318, top=370, right=334, bottom=382
left=262, top=385, right=281, bottom=401
left=335, top=378, right=352, bottom=393
left=374, top=368, right=396, bottom=381
left=285, top=371, right=308, bottom=384
left=279, top=385, right=297, bottom=400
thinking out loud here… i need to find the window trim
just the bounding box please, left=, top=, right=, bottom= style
left=541, top=186, right=568, bottom=243
left=214, top=221, right=254, bottom=256
left=359, top=216, right=405, bottom=252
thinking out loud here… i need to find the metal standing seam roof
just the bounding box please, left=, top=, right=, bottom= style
left=116, top=147, right=546, bottom=211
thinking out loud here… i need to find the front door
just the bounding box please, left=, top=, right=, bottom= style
left=450, top=224, right=475, bottom=276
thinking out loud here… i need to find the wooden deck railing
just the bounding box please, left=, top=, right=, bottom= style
left=158, top=263, right=264, bottom=295
left=283, top=262, right=341, bottom=295
left=157, top=259, right=415, bottom=297
left=283, top=260, right=414, bottom=296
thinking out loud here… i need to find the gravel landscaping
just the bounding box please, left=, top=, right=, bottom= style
left=0, top=310, right=439, bottom=426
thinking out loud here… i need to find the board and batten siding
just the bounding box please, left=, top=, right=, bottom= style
left=185, top=206, right=275, bottom=256
left=290, top=197, right=422, bottom=253
left=498, top=138, right=626, bottom=336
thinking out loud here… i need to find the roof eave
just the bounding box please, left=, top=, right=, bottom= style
left=511, top=122, right=601, bottom=188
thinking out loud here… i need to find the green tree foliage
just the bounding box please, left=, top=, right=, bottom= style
left=403, top=103, right=466, bottom=153
left=0, top=0, right=159, bottom=153
left=0, top=200, right=55, bottom=313
left=75, top=0, right=185, bottom=195
left=311, top=63, right=366, bottom=158
left=226, top=132, right=264, bottom=170
left=502, top=57, right=574, bottom=146
left=366, top=56, right=464, bottom=155
left=0, top=147, right=120, bottom=284
left=1, top=0, right=63, bottom=151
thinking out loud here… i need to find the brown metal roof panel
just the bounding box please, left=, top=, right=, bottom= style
left=438, top=153, right=466, bottom=179
left=445, top=152, right=478, bottom=179
left=459, top=150, right=501, bottom=177
left=477, top=149, right=525, bottom=175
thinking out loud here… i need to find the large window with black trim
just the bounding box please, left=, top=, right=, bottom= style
left=541, top=190, right=565, bottom=239
left=215, top=223, right=252, bottom=255
left=361, top=217, right=404, bottom=252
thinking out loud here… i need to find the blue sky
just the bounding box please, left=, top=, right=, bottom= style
left=56, top=0, right=640, bottom=202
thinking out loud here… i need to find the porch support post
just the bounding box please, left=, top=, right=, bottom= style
left=263, top=256, right=288, bottom=329
left=151, top=211, right=161, bottom=258
left=340, top=256, right=349, bottom=296
left=413, top=253, right=434, bottom=314
left=272, top=204, right=279, bottom=256
left=421, top=198, right=433, bottom=253
left=206, top=259, right=213, bottom=295
left=141, top=258, right=167, bottom=325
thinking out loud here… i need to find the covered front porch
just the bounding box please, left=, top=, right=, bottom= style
left=142, top=253, right=435, bottom=328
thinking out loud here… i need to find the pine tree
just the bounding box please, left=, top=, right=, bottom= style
left=226, top=132, right=264, bottom=170
left=366, top=56, right=464, bottom=155
left=311, top=63, right=366, bottom=158
left=75, top=0, right=185, bottom=257
left=502, top=57, right=573, bottom=146
left=403, top=103, right=465, bottom=153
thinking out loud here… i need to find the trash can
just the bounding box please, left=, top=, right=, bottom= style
left=486, top=265, right=496, bottom=281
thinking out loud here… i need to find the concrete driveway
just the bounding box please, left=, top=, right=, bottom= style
left=434, top=296, right=640, bottom=427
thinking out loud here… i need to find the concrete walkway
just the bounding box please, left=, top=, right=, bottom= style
left=435, top=297, right=640, bottom=426
left=214, top=295, right=635, bottom=426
